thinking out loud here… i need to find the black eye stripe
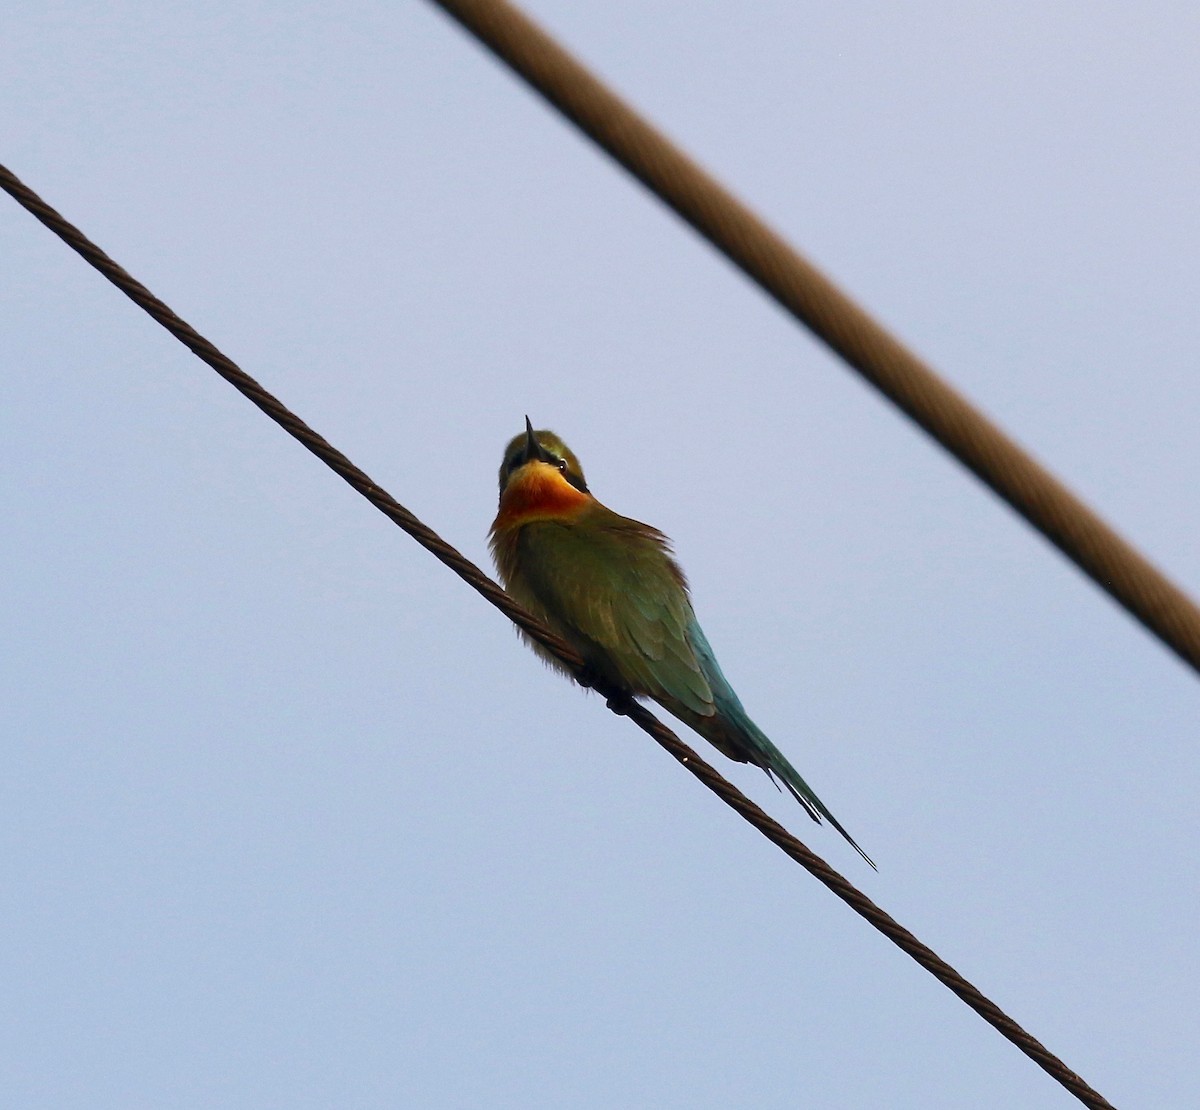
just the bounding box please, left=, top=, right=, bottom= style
left=504, top=449, right=579, bottom=485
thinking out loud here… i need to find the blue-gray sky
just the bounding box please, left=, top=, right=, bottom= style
left=4, top=3, right=1198, bottom=1107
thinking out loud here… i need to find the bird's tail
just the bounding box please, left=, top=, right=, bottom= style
left=755, top=729, right=876, bottom=870
left=721, top=701, right=877, bottom=870
left=661, top=691, right=876, bottom=869
left=678, top=623, right=875, bottom=869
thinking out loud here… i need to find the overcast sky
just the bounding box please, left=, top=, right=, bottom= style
left=4, top=3, right=1198, bottom=1107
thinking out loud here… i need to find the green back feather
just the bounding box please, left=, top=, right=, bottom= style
left=507, top=505, right=714, bottom=716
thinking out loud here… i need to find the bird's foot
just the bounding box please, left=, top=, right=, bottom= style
left=604, top=694, right=631, bottom=716
left=574, top=665, right=633, bottom=715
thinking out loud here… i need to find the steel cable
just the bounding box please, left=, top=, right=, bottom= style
left=2, top=163, right=1115, bottom=1109
left=427, top=0, right=1200, bottom=679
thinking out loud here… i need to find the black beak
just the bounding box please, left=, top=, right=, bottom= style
left=524, top=415, right=550, bottom=463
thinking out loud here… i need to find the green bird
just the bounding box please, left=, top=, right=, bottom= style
left=490, top=419, right=874, bottom=868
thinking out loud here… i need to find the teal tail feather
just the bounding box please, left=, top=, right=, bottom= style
left=746, top=717, right=877, bottom=870
left=689, top=621, right=876, bottom=870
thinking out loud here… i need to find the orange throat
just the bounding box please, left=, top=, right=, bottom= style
left=492, top=461, right=591, bottom=531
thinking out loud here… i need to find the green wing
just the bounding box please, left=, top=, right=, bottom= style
left=507, top=506, right=877, bottom=868
left=515, top=509, right=714, bottom=716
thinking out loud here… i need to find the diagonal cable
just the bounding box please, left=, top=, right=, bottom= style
left=2, top=162, right=1115, bottom=1110
left=426, top=0, right=1200, bottom=679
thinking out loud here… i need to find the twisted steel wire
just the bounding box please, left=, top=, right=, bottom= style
left=2, top=162, right=1115, bottom=1109
left=428, top=0, right=1200, bottom=680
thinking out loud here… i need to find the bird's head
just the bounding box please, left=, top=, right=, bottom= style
left=497, top=417, right=590, bottom=500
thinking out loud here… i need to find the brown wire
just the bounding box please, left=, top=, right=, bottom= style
left=427, top=0, right=1200, bottom=680
left=1, top=162, right=1116, bottom=1109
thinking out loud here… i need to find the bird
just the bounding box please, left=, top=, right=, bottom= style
left=489, top=418, right=874, bottom=868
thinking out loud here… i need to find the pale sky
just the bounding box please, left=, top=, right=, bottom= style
left=4, top=3, right=1198, bottom=1107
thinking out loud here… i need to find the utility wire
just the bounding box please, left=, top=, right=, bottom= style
left=2, top=163, right=1115, bottom=1110
left=427, top=0, right=1200, bottom=680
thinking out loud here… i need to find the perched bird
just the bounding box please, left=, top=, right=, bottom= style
left=490, top=418, right=874, bottom=868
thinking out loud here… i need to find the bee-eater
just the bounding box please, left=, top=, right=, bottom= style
left=490, top=418, right=874, bottom=868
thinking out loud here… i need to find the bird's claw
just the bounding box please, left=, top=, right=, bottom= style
left=576, top=665, right=631, bottom=715
left=604, top=693, right=631, bottom=716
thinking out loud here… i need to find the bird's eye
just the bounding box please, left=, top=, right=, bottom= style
left=557, top=459, right=567, bottom=472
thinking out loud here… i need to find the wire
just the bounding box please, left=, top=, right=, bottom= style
left=427, top=0, right=1200, bottom=682
left=1, top=162, right=1116, bottom=1109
